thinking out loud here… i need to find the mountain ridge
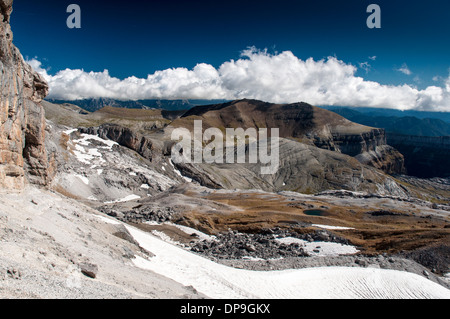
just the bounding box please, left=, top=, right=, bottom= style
left=325, top=106, right=450, bottom=135
left=45, top=98, right=230, bottom=113
left=170, top=99, right=405, bottom=175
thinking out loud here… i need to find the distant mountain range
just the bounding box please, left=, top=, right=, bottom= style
left=46, top=99, right=450, bottom=138
left=43, top=98, right=409, bottom=192
left=45, top=98, right=229, bottom=113
left=322, top=106, right=450, bottom=177
left=323, top=106, right=450, bottom=124
left=323, top=106, right=450, bottom=137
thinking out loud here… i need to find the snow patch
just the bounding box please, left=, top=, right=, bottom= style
left=144, top=221, right=160, bottom=226
left=87, top=148, right=102, bottom=157
left=151, top=230, right=183, bottom=246
left=275, top=237, right=359, bottom=257
left=242, top=256, right=265, bottom=261
left=74, top=134, right=118, bottom=150
left=64, top=128, right=78, bottom=135
left=127, top=225, right=450, bottom=299
left=170, top=160, right=193, bottom=183
left=312, top=224, right=355, bottom=230
left=72, top=147, right=94, bottom=164
left=104, top=194, right=141, bottom=204
left=70, top=133, right=118, bottom=165
left=94, top=215, right=122, bottom=225
left=74, top=174, right=89, bottom=185
left=170, top=223, right=217, bottom=242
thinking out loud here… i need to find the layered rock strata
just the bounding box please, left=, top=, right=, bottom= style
left=0, top=0, right=51, bottom=188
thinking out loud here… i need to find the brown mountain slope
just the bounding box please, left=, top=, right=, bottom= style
left=177, top=99, right=371, bottom=138
left=169, top=99, right=405, bottom=174
left=42, top=102, right=178, bottom=133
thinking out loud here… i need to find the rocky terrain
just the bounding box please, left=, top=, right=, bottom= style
left=29, top=93, right=450, bottom=298
left=0, top=0, right=449, bottom=299
left=52, top=99, right=408, bottom=196
left=0, top=186, right=204, bottom=298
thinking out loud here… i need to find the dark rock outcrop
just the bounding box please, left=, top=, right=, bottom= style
left=172, top=162, right=223, bottom=189
left=190, top=228, right=350, bottom=260
left=387, top=134, right=450, bottom=178
left=400, top=244, right=450, bottom=275
left=100, top=205, right=177, bottom=224
left=79, top=124, right=153, bottom=161
left=0, top=0, right=52, bottom=189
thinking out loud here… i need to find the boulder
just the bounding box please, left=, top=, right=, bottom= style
left=80, top=262, right=98, bottom=279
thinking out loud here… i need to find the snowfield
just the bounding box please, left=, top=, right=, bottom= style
left=70, top=133, right=117, bottom=165
left=126, top=225, right=450, bottom=299
left=55, top=130, right=179, bottom=203
left=275, top=237, right=359, bottom=257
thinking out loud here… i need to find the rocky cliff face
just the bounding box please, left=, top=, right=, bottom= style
left=387, top=134, right=450, bottom=178
left=80, top=124, right=154, bottom=162
left=0, top=0, right=52, bottom=189
left=329, top=128, right=386, bottom=156
left=325, top=128, right=405, bottom=175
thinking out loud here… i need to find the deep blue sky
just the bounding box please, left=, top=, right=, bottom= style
left=10, top=0, right=450, bottom=89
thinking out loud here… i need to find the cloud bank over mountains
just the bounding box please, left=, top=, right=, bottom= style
left=28, top=48, right=450, bottom=112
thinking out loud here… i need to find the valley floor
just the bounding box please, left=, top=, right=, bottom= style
left=0, top=185, right=449, bottom=299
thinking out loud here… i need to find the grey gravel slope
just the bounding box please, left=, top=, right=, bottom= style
left=0, top=186, right=203, bottom=299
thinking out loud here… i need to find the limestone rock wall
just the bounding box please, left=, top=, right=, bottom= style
left=331, top=128, right=386, bottom=156
left=0, top=0, right=51, bottom=189
left=313, top=127, right=406, bottom=175
left=79, top=124, right=154, bottom=162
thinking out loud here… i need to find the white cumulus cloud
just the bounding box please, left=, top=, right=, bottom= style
left=396, top=63, right=413, bottom=75
left=27, top=48, right=450, bottom=112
